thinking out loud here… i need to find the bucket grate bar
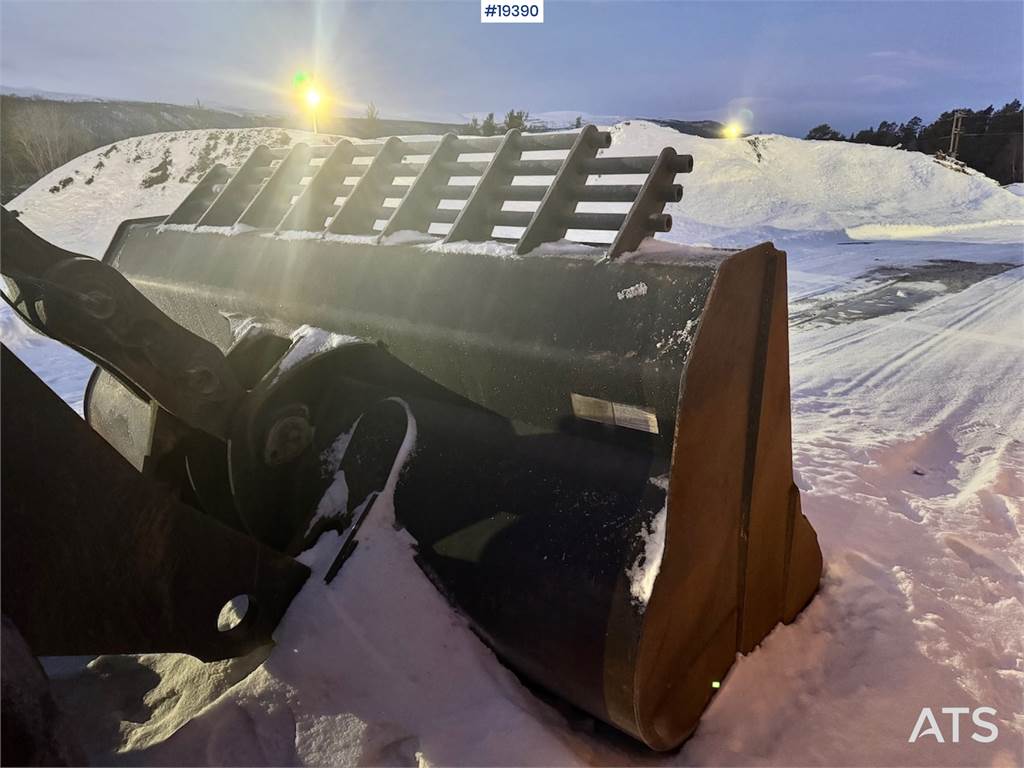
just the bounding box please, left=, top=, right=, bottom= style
left=444, top=129, right=524, bottom=243
left=381, top=133, right=462, bottom=238
left=607, top=147, right=690, bottom=259
left=238, top=143, right=313, bottom=229
left=328, top=137, right=410, bottom=235
left=515, top=125, right=608, bottom=255
left=196, top=145, right=275, bottom=228
left=278, top=140, right=357, bottom=232
left=163, top=163, right=232, bottom=226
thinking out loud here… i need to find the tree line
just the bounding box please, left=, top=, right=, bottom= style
left=461, top=110, right=528, bottom=136
left=805, top=99, right=1022, bottom=184
left=459, top=111, right=584, bottom=136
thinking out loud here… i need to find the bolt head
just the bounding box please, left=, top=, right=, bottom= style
left=185, top=366, right=219, bottom=395
left=264, top=413, right=314, bottom=466
left=79, top=289, right=115, bottom=319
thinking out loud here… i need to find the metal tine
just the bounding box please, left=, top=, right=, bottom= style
left=494, top=210, right=627, bottom=231
left=607, top=147, right=691, bottom=259
left=163, top=163, right=231, bottom=226
left=567, top=212, right=629, bottom=230
left=277, top=140, right=356, bottom=232
left=346, top=142, right=386, bottom=158
left=510, top=155, right=681, bottom=176
left=515, top=125, right=610, bottom=255
left=379, top=133, right=461, bottom=240
left=450, top=132, right=581, bottom=153
left=429, top=183, right=660, bottom=204
left=439, top=160, right=490, bottom=176
left=396, top=139, right=445, bottom=155
left=444, top=129, right=523, bottom=243
left=493, top=210, right=534, bottom=228
left=238, top=143, right=313, bottom=229
left=328, top=137, right=409, bottom=235
left=429, top=208, right=459, bottom=224
left=387, top=161, right=428, bottom=176
left=434, top=184, right=482, bottom=200
left=197, top=145, right=274, bottom=228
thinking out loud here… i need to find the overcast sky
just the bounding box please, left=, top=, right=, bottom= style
left=1, top=0, right=1021, bottom=135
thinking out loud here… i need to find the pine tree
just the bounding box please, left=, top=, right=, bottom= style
left=503, top=109, right=529, bottom=131
left=480, top=113, right=497, bottom=136
left=897, top=117, right=922, bottom=150
left=804, top=123, right=844, bottom=141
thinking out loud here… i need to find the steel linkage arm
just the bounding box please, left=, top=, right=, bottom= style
left=0, top=207, right=242, bottom=440
left=1, top=345, right=309, bottom=660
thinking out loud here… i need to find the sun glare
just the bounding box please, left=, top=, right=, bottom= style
left=305, top=88, right=321, bottom=108
left=722, top=122, right=742, bottom=139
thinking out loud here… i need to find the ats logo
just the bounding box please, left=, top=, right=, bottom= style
left=909, top=707, right=999, bottom=744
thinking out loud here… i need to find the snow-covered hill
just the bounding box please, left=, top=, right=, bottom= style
left=8, top=127, right=318, bottom=255
left=4, top=123, right=1023, bottom=767
left=603, top=122, right=1024, bottom=244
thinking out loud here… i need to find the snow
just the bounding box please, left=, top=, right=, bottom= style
left=7, top=126, right=323, bottom=255
left=305, top=427, right=357, bottom=537
left=379, top=229, right=436, bottom=246
left=275, top=325, right=360, bottom=377
left=193, top=223, right=256, bottom=237
left=603, top=122, right=1024, bottom=247
left=846, top=219, right=1024, bottom=243
left=3, top=121, right=1023, bottom=766
left=627, top=475, right=670, bottom=605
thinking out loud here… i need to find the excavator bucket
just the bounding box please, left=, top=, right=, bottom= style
left=74, top=126, right=821, bottom=749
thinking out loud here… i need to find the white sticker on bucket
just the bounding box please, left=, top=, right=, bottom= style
left=611, top=402, right=660, bottom=434
left=616, top=281, right=648, bottom=301
left=570, top=393, right=660, bottom=434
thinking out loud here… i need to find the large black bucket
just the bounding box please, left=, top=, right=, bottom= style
left=86, top=218, right=821, bottom=749
left=82, top=128, right=821, bottom=749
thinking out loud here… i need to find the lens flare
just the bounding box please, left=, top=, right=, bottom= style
left=305, top=88, right=321, bottom=108
left=722, top=122, right=742, bottom=139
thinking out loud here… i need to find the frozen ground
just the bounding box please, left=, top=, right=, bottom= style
left=3, top=123, right=1022, bottom=766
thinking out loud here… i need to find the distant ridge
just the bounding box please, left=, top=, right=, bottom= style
left=647, top=118, right=725, bottom=139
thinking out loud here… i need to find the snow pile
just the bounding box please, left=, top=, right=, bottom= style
left=3, top=122, right=1022, bottom=766
left=82, top=401, right=584, bottom=766
left=7, top=126, right=328, bottom=255
left=604, top=121, right=1024, bottom=245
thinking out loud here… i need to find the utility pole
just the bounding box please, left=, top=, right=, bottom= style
left=948, top=111, right=964, bottom=158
